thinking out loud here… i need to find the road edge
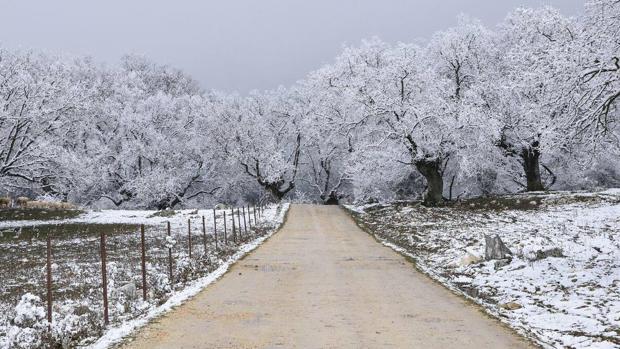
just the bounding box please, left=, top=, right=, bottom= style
left=89, top=203, right=291, bottom=349
left=340, top=205, right=543, bottom=349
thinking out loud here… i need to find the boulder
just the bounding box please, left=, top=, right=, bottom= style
left=526, top=247, right=563, bottom=261
left=114, top=282, right=136, bottom=300
left=494, top=259, right=511, bottom=270
left=485, top=234, right=512, bottom=260
left=500, top=301, right=523, bottom=310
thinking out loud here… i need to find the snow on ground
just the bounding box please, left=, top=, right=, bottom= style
left=347, top=191, right=620, bottom=349
left=0, top=207, right=256, bottom=232
left=88, top=203, right=289, bottom=349
left=0, top=204, right=289, bottom=349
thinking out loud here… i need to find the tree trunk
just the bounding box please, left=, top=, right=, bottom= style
left=264, top=181, right=291, bottom=201
left=155, top=196, right=181, bottom=210
left=415, top=158, right=444, bottom=207
left=41, top=177, right=68, bottom=201
left=521, top=143, right=544, bottom=192
left=323, top=191, right=339, bottom=205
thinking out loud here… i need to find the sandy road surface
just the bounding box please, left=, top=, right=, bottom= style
left=121, top=204, right=532, bottom=348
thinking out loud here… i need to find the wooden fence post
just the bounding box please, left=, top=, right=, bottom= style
left=46, top=234, right=52, bottom=326
left=100, top=231, right=109, bottom=325
left=246, top=205, right=251, bottom=229
left=188, top=219, right=192, bottom=259
left=202, top=216, right=207, bottom=253
left=212, top=209, right=218, bottom=250
left=231, top=208, right=236, bottom=243
left=253, top=205, right=257, bottom=223
left=140, top=224, right=147, bottom=301
left=223, top=211, right=228, bottom=244
left=242, top=206, right=248, bottom=235
left=237, top=208, right=243, bottom=241
left=167, top=221, right=173, bottom=284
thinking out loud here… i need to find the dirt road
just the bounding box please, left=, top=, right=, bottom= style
left=121, top=205, right=532, bottom=348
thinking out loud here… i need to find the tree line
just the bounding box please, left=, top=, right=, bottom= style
left=0, top=0, right=618, bottom=208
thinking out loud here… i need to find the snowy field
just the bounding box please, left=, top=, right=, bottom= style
left=0, top=204, right=289, bottom=349
left=347, top=190, right=620, bottom=349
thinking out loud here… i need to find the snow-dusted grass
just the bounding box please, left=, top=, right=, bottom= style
left=0, top=204, right=289, bottom=349
left=346, top=190, right=620, bottom=349
left=0, top=207, right=254, bottom=230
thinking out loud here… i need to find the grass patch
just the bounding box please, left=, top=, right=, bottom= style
left=0, top=208, right=83, bottom=221
left=0, top=223, right=140, bottom=305
left=448, top=196, right=542, bottom=211
left=0, top=222, right=139, bottom=242
left=148, top=210, right=177, bottom=218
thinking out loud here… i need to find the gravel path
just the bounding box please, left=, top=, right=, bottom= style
left=121, top=204, right=533, bottom=348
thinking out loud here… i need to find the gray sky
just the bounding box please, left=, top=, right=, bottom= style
left=0, top=0, right=584, bottom=94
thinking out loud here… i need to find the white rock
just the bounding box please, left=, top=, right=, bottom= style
left=114, top=282, right=137, bottom=300
left=458, top=252, right=482, bottom=266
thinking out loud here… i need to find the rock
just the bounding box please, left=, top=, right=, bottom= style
left=459, top=285, right=480, bottom=298
left=494, top=259, right=511, bottom=270
left=509, top=264, right=526, bottom=272
left=526, top=247, right=564, bottom=261
left=500, top=302, right=523, bottom=310
left=485, top=234, right=512, bottom=260
left=458, top=252, right=482, bottom=267
left=115, top=282, right=136, bottom=300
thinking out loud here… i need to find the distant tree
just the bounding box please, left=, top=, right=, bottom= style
left=215, top=89, right=304, bottom=201
left=298, top=72, right=356, bottom=204
left=0, top=49, right=92, bottom=197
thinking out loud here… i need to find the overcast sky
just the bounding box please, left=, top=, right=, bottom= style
left=0, top=0, right=584, bottom=94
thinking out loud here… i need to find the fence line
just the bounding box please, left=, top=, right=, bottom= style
left=38, top=204, right=270, bottom=329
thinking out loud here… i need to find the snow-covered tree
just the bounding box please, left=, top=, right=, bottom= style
left=323, top=30, right=495, bottom=206
left=0, top=49, right=94, bottom=198
left=571, top=0, right=620, bottom=143
left=215, top=88, right=304, bottom=201
left=482, top=7, right=579, bottom=191
left=1, top=1, right=617, bottom=207
left=298, top=70, right=357, bottom=204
